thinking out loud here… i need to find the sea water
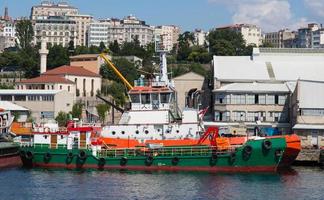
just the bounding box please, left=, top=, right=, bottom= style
left=0, top=167, right=322, bottom=200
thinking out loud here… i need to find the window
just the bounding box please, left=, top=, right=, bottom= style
left=14, top=95, right=26, bottom=101
left=160, top=93, right=170, bottom=104
left=42, top=95, right=54, bottom=101
left=141, top=94, right=150, bottom=104
left=215, top=111, right=230, bottom=122
left=278, top=95, right=286, bottom=105
left=28, top=95, right=40, bottom=101
left=231, top=94, right=246, bottom=104
left=232, top=111, right=246, bottom=122
left=1, top=95, right=12, bottom=101
left=246, top=94, right=255, bottom=104
left=215, top=94, right=230, bottom=104
left=247, top=112, right=266, bottom=122
left=275, top=95, right=279, bottom=104
left=302, top=109, right=324, bottom=116
left=130, top=94, right=140, bottom=103
left=266, top=94, right=275, bottom=104
left=259, top=94, right=266, bottom=104
left=68, top=86, right=70, bottom=92
left=60, top=85, right=62, bottom=90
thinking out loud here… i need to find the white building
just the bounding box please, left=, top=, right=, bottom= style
left=312, top=28, right=324, bottom=48
left=0, top=90, right=74, bottom=122
left=292, top=80, right=324, bottom=148
left=88, top=16, right=154, bottom=47
left=67, top=14, right=92, bottom=46
left=212, top=48, right=324, bottom=134
left=31, top=1, right=93, bottom=46
left=217, top=24, right=262, bottom=47
left=0, top=8, right=16, bottom=51
left=87, top=19, right=111, bottom=47
left=154, top=25, right=180, bottom=51
left=33, top=16, right=77, bottom=47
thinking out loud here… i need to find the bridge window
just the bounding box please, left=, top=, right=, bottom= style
left=130, top=94, right=140, bottom=103
left=141, top=94, right=150, bottom=104
left=160, top=93, right=170, bottom=104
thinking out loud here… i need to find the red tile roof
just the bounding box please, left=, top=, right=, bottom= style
left=42, top=65, right=101, bottom=77
left=18, top=75, right=75, bottom=84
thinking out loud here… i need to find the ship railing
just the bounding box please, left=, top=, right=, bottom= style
left=97, top=145, right=238, bottom=158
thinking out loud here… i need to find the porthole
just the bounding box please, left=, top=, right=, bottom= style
left=121, top=131, right=125, bottom=135
left=135, top=130, right=139, bottom=134
left=166, top=130, right=170, bottom=133
left=176, top=130, right=179, bottom=133
left=145, top=130, right=149, bottom=134
left=157, top=129, right=161, bottom=132
left=112, top=131, right=116, bottom=135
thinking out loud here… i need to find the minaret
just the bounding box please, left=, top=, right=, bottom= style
left=4, top=7, right=8, bottom=20
left=39, top=38, right=49, bottom=74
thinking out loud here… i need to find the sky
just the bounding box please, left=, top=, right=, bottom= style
left=1, top=0, right=324, bottom=32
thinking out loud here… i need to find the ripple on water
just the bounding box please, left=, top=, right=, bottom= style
left=0, top=167, right=323, bottom=200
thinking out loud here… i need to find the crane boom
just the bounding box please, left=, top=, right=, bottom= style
left=99, top=53, right=133, bottom=90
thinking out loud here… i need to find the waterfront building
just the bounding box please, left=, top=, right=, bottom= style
left=0, top=90, right=73, bottom=121
left=211, top=48, right=324, bottom=134
left=88, top=16, right=154, bottom=47
left=296, top=23, right=320, bottom=48
left=216, top=24, right=262, bottom=47
left=264, top=29, right=296, bottom=48
left=0, top=101, right=29, bottom=122
left=153, top=25, right=180, bottom=51
left=33, top=16, right=77, bottom=47
left=291, top=80, right=324, bottom=148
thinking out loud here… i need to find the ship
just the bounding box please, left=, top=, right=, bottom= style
left=0, top=108, right=22, bottom=168
left=19, top=122, right=288, bottom=172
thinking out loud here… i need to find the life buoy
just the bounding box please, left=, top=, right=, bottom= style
left=171, top=157, right=179, bottom=166
left=242, top=145, right=253, bottom=161
left=145, top=156, right=154, bottom=166
left=262, top=140, right=272, bottom=150
left=98, top=158, right=106, bottom=167
left=67, top=152, right=74, bottom=159
left=120, top=157, right=127, bottom=166
left=78, top=150, right=87, bottom=160
left=44, top=152, right=52, bottom=162
left=26, top=151, right=33, bottom=160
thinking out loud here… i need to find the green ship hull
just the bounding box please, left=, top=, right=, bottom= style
left=19, top=137, right=287, bottom=173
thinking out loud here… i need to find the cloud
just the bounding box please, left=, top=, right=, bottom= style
left=209, top=0, right=310, bottom=32
left=232, top=1, right=291, bottom=31
left=304, top=0, right=324, bottom=17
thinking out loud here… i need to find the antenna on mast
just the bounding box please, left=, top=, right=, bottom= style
left=155, top=34, right=172, bottom=87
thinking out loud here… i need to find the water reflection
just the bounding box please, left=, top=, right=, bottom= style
left=0, top=167, right=323, bottom=200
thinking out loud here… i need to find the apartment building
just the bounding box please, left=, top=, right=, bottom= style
left=30, top=1, right=78, bottom=20
left=88, top=16, right=154, bottom=47
left=154, top=25, right=180, bottom=51
left=33, top=16, right=76, bottom=47
left=0, top=8, right=16, bottom=52
left=264, top=29, right=296, bottom=48
left=216, top=24, right=262, bottom=47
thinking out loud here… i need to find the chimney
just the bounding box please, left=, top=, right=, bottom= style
left=39, top=38, right=49, bottom=74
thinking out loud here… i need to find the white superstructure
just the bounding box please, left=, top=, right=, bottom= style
left=101, top=51, right=202, bottom=140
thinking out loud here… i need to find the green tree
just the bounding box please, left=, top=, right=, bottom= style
left=15, top=19, right=34, bottom=50
left=100, top=58, right=139, bottom=85
left=96, top=103, right=110, bottom=123
left=47, top=44, right=69, bottom=70
left=208, top=29, right=246, bottom=56
left=71, top=102, right=83, bottom=119
left=101, top=82, right=127, bottom=106
left=109, top=40, right=120, bottom=55
left=55, top=111, right=69, bottom=127
left=99, top=42, right=107, bottom=53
